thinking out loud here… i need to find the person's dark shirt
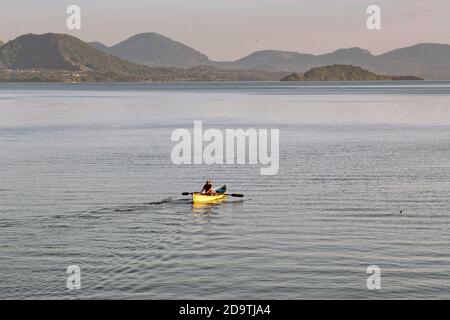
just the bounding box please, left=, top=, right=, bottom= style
left=202, top=183, right=212, bottom=193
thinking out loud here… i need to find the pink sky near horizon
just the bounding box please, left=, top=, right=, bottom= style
left=1, top=0, right=449, bottom=60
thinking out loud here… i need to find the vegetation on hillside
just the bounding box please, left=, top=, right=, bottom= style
left=281, top=64, right=422, bottom=81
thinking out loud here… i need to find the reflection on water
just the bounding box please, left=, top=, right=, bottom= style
left=192, top=203, right=219, bottom=215
left=191, top=198, right=245, bottom=215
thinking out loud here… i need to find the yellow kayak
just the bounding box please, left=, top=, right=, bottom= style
left=192, top=192, right=227, bottom=204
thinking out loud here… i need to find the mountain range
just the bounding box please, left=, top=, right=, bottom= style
left=266, top=44, right=450, bottom=80
left=90, top=33, right=450, bottom=79
left=0, top=33, right=287, bottom=82
left=0, top=32, right=444, bottom=81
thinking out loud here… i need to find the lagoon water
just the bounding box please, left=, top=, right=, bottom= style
left=1, top=82, right=450, bottom=299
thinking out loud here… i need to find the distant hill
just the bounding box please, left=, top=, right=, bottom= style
left=91, top=33, right=210, bottom=68
left=215, top=50, right=318, bottom=72
left=216, top=44, right=450, bottom=79
left=320, top=48, right=374, bottom=68
left=0, top=33, right=286, bottom=82
left=372, top=43, right=450, bottom=79
left=0, top=33, right=155, bottom=73
left=281, top=65, right=422, bottom=81
left=212, top=48, right=377, bottom=72
left=87, top=41, right=113, bottom=54
left=0, top=40, right=4, bottom=47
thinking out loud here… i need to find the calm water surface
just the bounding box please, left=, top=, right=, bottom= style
left=1, top=82, right=449, bottom=299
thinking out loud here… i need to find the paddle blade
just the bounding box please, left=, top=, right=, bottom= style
left=181, top=192, right=190, bottom=196
left=230, top=193, right=244, bottom=197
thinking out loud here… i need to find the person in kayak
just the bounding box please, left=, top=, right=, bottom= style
left=201, top=179, right=215, bottom=195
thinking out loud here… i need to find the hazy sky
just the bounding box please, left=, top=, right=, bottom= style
left=1, top=0, right=449, bottom=60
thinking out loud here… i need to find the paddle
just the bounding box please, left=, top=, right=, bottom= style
left=182, top=192, right=244, bottom=197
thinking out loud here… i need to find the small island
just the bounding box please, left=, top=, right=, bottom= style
left=281, top=64, right=423, bottom=81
